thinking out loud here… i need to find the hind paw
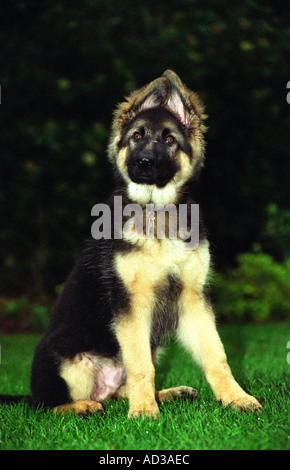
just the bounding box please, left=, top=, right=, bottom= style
left=52, top=399, right=104, bottom=416
left=156, top=385, right=198, bottom=403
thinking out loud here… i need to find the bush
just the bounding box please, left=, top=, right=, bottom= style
left=0, top=296, right=51, bottom=333
left=1, top=1, right=289, bottom=296
left=1, top=251, right=289, bottom=331
left=211, top=251, right=290, bottom=322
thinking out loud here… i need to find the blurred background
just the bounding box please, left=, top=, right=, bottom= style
left=0, top=0, right=289, bottom=331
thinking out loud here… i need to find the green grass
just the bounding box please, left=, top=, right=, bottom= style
left=0, top=323, right=289, bottom=450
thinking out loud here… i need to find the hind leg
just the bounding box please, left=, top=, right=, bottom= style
left=156, top=386, right=198, bottom=403
left=33, top=352, right=104, bottom=416
left=52, top=399, right=103, bottom=416
left=113, top=384, right=198, bottom=403
left=53, top=354, right=126, bottom=416
left=31, top=345, right=70, bottom=408
left=112, top=345, right=198, bottom=406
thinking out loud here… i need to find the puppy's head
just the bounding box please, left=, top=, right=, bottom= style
left=108, top=70, right=207, bottom=205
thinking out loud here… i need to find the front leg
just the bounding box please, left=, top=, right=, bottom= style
left=114, top=310, right=159, bottom=419
left=177, top=290, right=262, bottom=411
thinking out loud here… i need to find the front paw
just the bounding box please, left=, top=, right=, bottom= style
left=227, top=394, right=262, bottom=412
left=128, top=401, right=160, bottom=419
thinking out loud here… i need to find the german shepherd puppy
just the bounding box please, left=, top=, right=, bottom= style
left=30, top=70, right=262, bottom=417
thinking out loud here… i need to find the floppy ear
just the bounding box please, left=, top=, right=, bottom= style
left=130, top=76, right=170, bottom=116
left=162, top=70, right=206, bottom=129
left=137, top=78, right=170, bottom=112
left=113, top=77, right=170, bottom=129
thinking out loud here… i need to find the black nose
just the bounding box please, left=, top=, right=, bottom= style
left=136, top=152, right=155, bottom=170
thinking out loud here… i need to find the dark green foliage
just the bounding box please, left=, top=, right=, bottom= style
left=0, top=1, right=289, bottom=296
left=211, top=250, right=290, bottom=322
left=0, top=296, right=50, bottom=332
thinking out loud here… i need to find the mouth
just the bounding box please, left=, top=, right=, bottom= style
left=129, top=172, right=171, bottom=188
left=131, top=174, right=156, bottom=184
left=128, top=163, right=156, bottom=185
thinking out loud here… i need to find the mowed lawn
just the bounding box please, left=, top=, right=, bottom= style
left=0, top=323, right=289, bottom=450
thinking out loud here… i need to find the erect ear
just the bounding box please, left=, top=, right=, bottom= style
left=162, top=70, right=206, bottom=129
left=167, top=87, right=191, bottom=127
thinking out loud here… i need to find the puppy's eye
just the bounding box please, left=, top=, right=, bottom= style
left=133, top=132, right=143, bottom=141
left=164, top=135, right=175, bottom=145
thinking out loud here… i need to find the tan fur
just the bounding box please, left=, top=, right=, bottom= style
left=176, top=292, right=261, bottom=410
left=176, top=264, right=262, bottom=411
left=114, top=252, right=158, bottom=417
left=155, top=386, right=198, bottom=403
left=52, top=400, right=103, bottom=416
left=113, top=140, right=198, bottom=207
left=114, top=384, right=198, bottom=403
left=113, top=239, right=211, bottom=417
left=114, top=235, right=261, bottom=415
left=59, top=354, right=97, bottom=402
left=54, top=71, right=261, bottom=417
left=59, top=353, right=124, bottom=403
left=108, top=70, right=206, bottom=175
left=115, top=318, right=158, bottom=418
left=109, top=76, right=171, bottom=142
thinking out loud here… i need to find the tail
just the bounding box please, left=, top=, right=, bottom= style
left=0, top=394, right=30, bottom=404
